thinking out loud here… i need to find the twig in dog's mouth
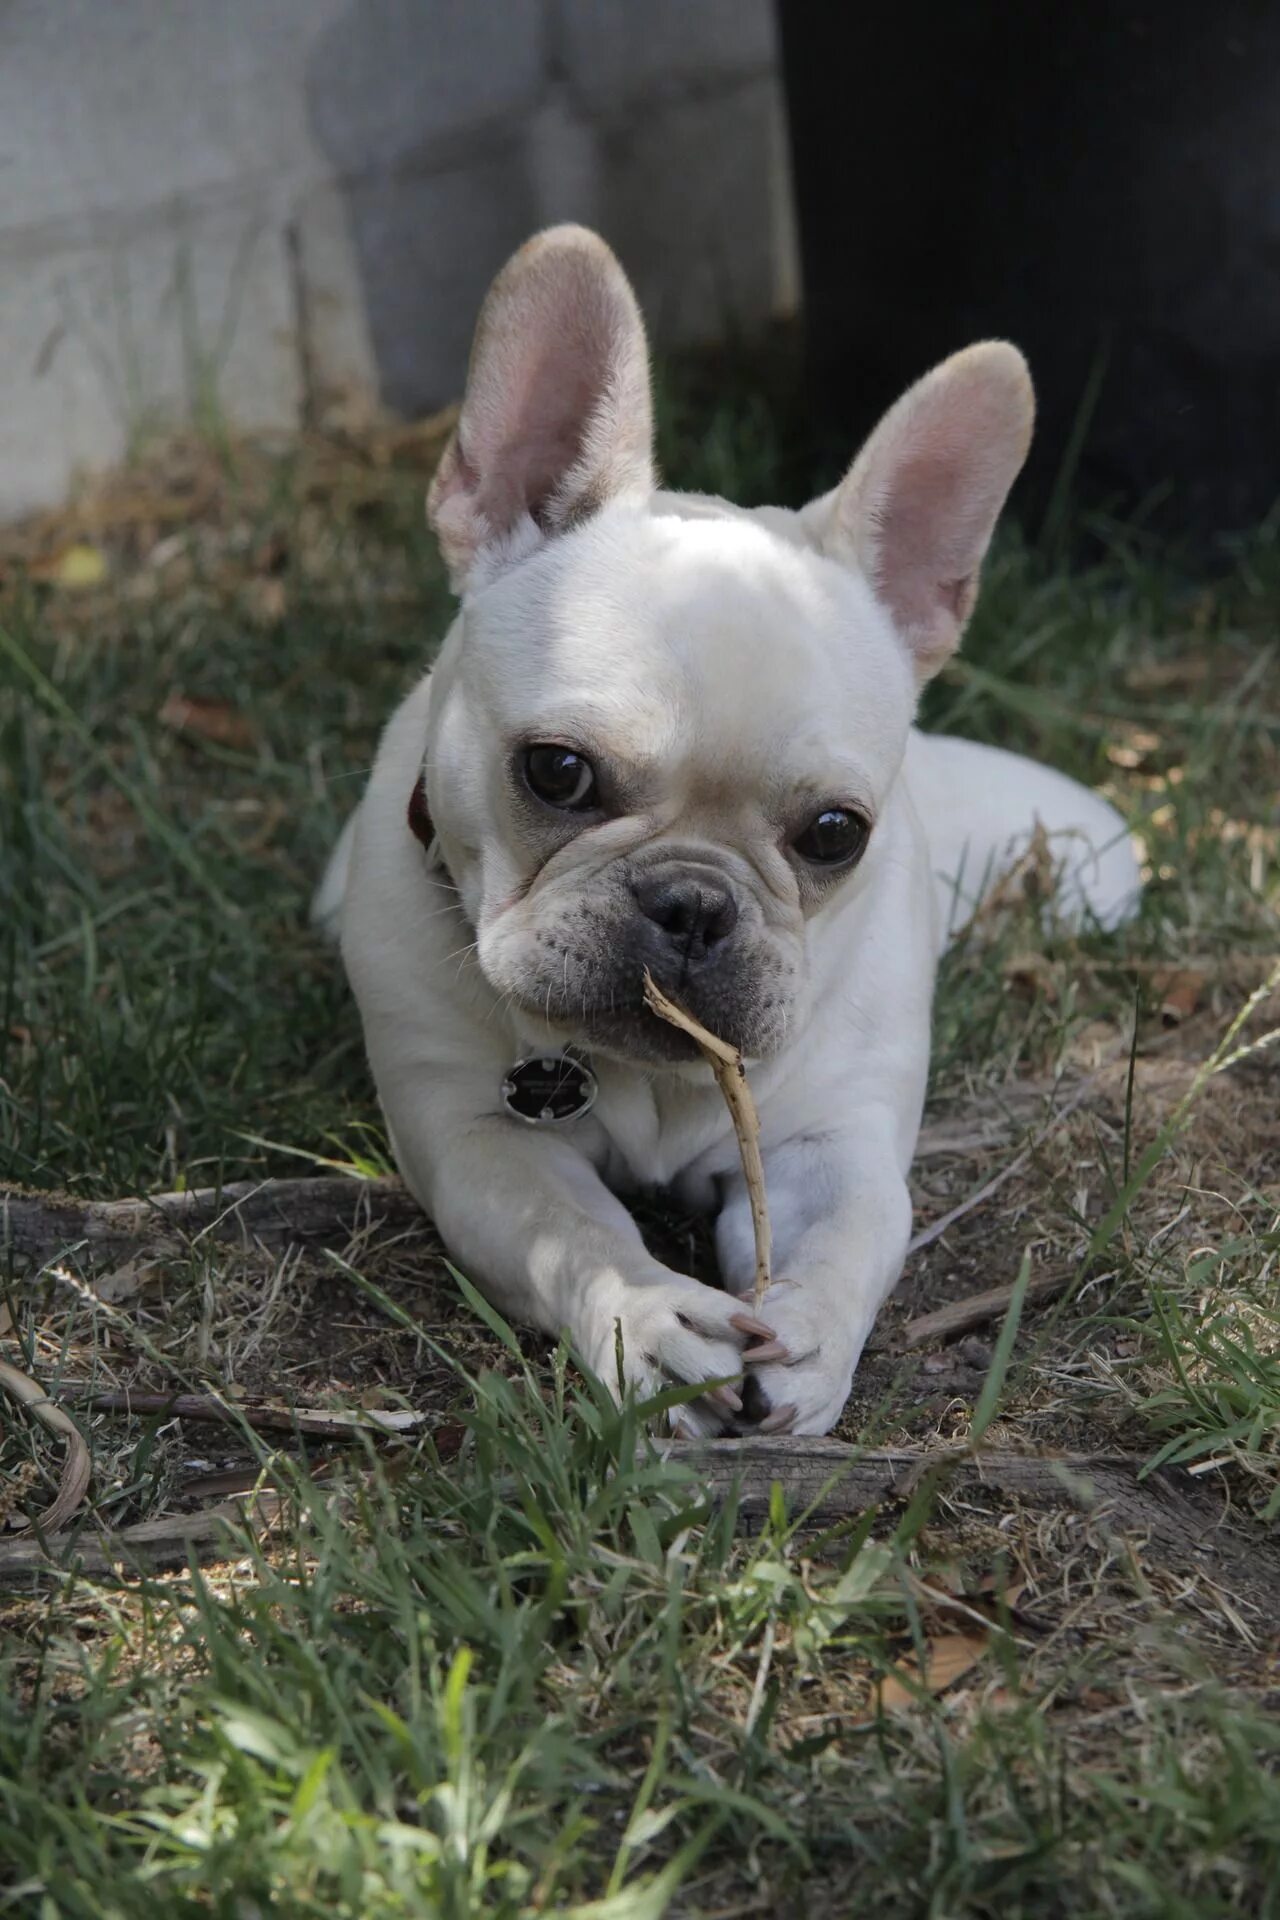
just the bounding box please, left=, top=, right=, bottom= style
left=641, top=970, right=772, bottom=1311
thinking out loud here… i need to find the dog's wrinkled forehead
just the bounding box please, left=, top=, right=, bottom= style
left=457, top=503, right=917, bottom=805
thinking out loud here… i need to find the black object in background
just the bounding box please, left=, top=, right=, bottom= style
left=777, top=1, right=1280, bottom=540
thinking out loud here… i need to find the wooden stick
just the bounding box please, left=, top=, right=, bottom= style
left=662, top=1437, right=1280, bottom=1611
left=0, top=1490, right=284, bottom=1578
left=0, top=1174, right=426, bottom=1272
left=0, top=1095, right=1085, bottom=1282
left=899, top=1271, right=1073, bottom=1350
left=0, top=1355, right=92, bottom=1533
left=70, top=1389, right=432, bottom=1439
left=9, top=1442, right=1274, bottom=1616
left=643, top=972, right=772, bottom=1308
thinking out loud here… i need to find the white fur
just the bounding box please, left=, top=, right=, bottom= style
left=318, top=228, right=1140, bottom=1438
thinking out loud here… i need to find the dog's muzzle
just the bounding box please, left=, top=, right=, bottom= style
left=631, top=861, right=740, bottom=979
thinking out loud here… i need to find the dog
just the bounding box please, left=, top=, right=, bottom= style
left=316, top=226, right=1139, bottom=1437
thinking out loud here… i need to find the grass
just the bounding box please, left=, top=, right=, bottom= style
left=1139, top=1285, right=1280, bottom=1517
left=1, top=371, right=1278, bottom=1915
left=7, top=1342, right=1280, bottom=1917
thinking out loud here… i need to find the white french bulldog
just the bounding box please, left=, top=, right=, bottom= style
left=317, top=226, right=1138, bottom=1437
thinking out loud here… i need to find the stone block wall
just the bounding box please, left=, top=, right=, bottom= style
left=0, top=0, right=797, bottom=516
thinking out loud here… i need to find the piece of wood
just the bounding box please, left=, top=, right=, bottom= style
left=9, top=1440, right=1275, bottom=1618
left=0, top=1490, right=284, bottom=1578
left=658, top=1437, right=1280, bottom=1616
left=0, top=1085, right=1093, bottom=1282
left=643, top=971, right=772, bottom=1308
left=662, top=1437, right=1103, bottom=1515
left=899, top=1271, right=1074, bottom=1350
left=0, top=1174, right=426, bottom=1272
left=868, top=1629, right=991, bottom=1717
left=71, top=1389, right=432, bottom=1439
left=912, top=1122, right=1012, bottom=1158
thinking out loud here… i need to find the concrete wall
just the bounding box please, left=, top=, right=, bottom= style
left=0, top=0, right=798, bottom=519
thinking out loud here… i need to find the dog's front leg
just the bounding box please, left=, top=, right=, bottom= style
left=715, top=1119, right=914, bottom=1435
left=387, top=1100, right=774, bottom=1428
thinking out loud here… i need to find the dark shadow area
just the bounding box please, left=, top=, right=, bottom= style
left=778, top=0, right=1280, bottom=542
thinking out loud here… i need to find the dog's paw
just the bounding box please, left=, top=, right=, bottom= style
left=735, top=1281, right=861, bottom=1437
left=581, top=1274, right=776, bottom=1437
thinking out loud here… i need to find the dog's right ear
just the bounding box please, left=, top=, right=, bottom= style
left=427, top=226, right=655, bottom=593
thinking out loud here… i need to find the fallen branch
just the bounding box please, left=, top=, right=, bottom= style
left=0, top=1085, right=1089, bottom=1285
left=0, top=1489, right=284, bottom=1578
left=70, top=1389, right=432, bottom=1440
left=899, top=1271, right=1073, bottom=1350
left=912, top=1122, right=1013, bottom=1159
left=9, top=1440, right=1274, bottom=1618
left=0, top=1355, right=92, bottom=1533
left=665, top=1437, right=1115, bottom=1516
left=663, top=1437, right=1278, bottom=1614
left=644, top=971, right=772, bottom=1308
left=0, top=1174, right=426, bottom=1272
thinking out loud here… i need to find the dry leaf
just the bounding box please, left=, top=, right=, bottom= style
left=1151, top=967, right=1203, bottom=1026
left=32, top=542, right=109, bottom=590
left=868, top=1630, right=990, bottom=1717
left=93, top=1259, right=155, bottom=1304
left=929, top=1572, right=1027, bottom=1618
left=974, top=1574, right=1028, bottom=1612
left=158, top=691, right=256, bottom=752
left=1003, top=951, right=1058, bottom=1003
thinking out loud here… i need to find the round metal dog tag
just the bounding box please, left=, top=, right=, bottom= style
left=501, top=1051, right=598, bottom=1125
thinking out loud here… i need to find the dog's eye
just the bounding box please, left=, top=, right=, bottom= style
left=523, top=745, right=598, bottom=811
left=793, top=806, right=870, bottom=867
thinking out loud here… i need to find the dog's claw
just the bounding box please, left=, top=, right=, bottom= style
left=741, top=1340, right=790, bottom=1366
left=708, top=1384, right=743, bottom=1413
left=757, top=1403, right=798, bottom=1435
left=730, top=1312, right=778, bottom=1343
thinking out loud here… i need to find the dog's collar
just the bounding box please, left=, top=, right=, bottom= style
left=407, top=773, right=597, bottom=1125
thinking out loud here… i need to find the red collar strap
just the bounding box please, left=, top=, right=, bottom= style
left=407, top=773, right=459, bottom=893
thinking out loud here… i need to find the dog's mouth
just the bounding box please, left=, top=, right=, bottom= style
left=508, top=972, right=781, bottom=1068
left=580, top=1003, right=707, bottom=1066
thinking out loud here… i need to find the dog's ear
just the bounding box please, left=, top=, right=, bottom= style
left=427, top=226, right=654, bottom=593
left=808, top=344, right=1034, bottom=681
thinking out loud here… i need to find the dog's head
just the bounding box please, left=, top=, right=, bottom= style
left=421, top=228, right=1033, bottom=1065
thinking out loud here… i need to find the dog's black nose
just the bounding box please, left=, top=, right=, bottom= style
left=634, top=868, right=739, bottom=958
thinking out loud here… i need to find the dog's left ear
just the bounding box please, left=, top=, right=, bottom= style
left=808, top=344, right=1034, bottom=681
left=428, top=225, right=655, bottom=593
